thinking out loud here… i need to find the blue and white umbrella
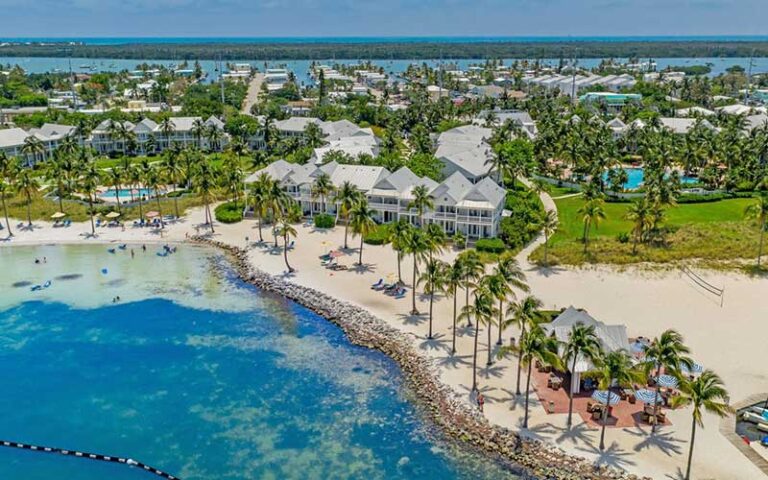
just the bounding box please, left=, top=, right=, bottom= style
left=655, top=374, right=679, bottom=389
left=630, top=340, right=649, bottom=355
left=634, top=389, right=663, bottom=405
left=679, top=362, right=703, bottom=376
left=592, top=390, right=621, bottom=406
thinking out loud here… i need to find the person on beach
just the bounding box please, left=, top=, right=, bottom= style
left=477, top=393, right=485, bottom=413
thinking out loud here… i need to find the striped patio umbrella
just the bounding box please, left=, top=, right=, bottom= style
left=591, top=390, right=621, bottom=406
left=634, top=389, right=663, bottom=405
left=655, top=374, right=679, bottom=389
left=679, top=362, right=704, bottom=376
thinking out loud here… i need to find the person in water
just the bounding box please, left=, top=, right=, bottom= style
left=131, top=249, right=135, bottom=259
left=142, top=244, right=146, bottom=252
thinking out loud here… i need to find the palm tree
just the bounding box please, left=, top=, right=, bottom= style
left=312, top=172, right=334, bottom=215
left=404, top=228, right=429, bottom=315
left=408, top=184, right=434, bottom=227
left=444, top=257, right=465, bottom=354
left=349, top=199, right=377, bottom=265
left=106, top=167, right=124, bottom=214
left=579, top=198, right=606, bottom=254
left=16, top=169, right=40, bottom=227
left=507, top=296, right=543, bottom=395
left=387, top=219, right=413, bottom=284
left=21, top=136, right=46, bottom=165
left=541, top=210, right=558, bottom=266
left=163, top=150, right=184, bottom=218
left=642, top=330, right=694, bottom=433
left=80, top=163, right=101, bottom=235
left=277, top=218, right=298, bottom=273
left=191, top=118, right=207, bottom=149
left=419, top=259, right=447, bottom=339
left=744, top=193, right=768, bottom=268
left=459, top=287, right=497, bottom=392
left=333, top=181, right=361, bottom=249
left=590, top=350, right=644, bottom=451
left=145, top=166, right=165, bottom=227
left=425, top=222, right=447, bottom=261
left=193, top=162, right=217, bottom=232
left=671, top=371, right=733, bottom=480
left=459, top=250, right=484, bottom=327
left=500, top=324, right=561, bottom=428
left=267, top=179, right=291, bottom=247
left=45, top=155, right=68, bottom=214
left=562, top=324, right=603, bottom=429
left=128, top=164, right=143, bottom=217
left=0, top=178, right=13, bottom=237
left=159, top=117, right=176, bottom=150
left=483, top=273, right=508, bottom=365
left=249, top=173, right=272, bottom=243
left=494, top=256, right=528, bottom=346
left=625, top=198, right=652, bottom=254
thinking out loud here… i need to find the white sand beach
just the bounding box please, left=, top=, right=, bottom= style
left=2, top=210, right=767, bottom=480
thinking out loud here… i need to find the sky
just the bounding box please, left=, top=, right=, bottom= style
left=1, top=0, right=767, bottom=38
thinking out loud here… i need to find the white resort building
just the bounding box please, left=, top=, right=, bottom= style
left=90, top=116, right=228, bottom=155
left=245, top=160, right=506, bottom=239
left=0, top=123, right=80, bottom=165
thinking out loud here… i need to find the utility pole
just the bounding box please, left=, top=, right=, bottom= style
left=744, top=50, right=755, bottom=105
left=219, top=55, right=226, bottom=107
left=570, top=52, right=578, bottom=105
left=68, top=57, right=79, bottom=112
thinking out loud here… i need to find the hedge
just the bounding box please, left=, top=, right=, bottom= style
left=475, top=237, right=506, bottom=253
left=214, top=202, right=244, bottom=224
left=313, top=213, right=335, bottom=229
left=363, top=224, right=390, bottom=245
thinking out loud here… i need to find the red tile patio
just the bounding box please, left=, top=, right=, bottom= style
left=530, top=367, right=673, bottom=429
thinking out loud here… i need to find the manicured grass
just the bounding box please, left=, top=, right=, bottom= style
left=548, top=185, right=581, bottom=198
left=531, top=196, right=764, bottom=266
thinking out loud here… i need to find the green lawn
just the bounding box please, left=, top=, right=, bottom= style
left=547, top=185, right=581, bottom=198
left=530, top=196, right=764, bottom=267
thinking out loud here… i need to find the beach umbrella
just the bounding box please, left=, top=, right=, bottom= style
left=679, top=362, right=703, bottom=376
left=634, top=389, right=663, bottom=405
left=50, top=212, right=66, bottom=219
left=145, top=211, right=160, bottom=218
left=105, top=211, right=121, bottom=219
left=629, top=339, right=649, bottom=355
left=655, top=375, right=679, bottom=389
left=591, top=390, right=621, bottom=406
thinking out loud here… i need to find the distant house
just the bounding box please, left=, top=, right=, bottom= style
left=473, top=109, right=537, bottom=139
left=0, top=124, right=79, bottom=165
left=659, top=117, right=717, bottom=135
left=578, top=92, right=642, bottom=113
left=541, top=307, right=630, bottom=394
left=90, top=116, right=228, bottom=155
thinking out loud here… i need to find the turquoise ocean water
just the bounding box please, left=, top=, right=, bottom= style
left=0, top=245, right=517, bottom=480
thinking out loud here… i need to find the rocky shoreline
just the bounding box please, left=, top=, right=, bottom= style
left=194, top=237, right=648, bottom=480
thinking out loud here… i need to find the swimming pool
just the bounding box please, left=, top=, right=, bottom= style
left=99, top=188, right=154, bottom=200
left=605, top=168, right=698, bottom=190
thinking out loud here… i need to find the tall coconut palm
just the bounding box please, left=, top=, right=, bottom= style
left=425, top=222, right=447, bottom=261
left=458, top=250, right=484, bottom=327
left=80, top=163, right=101, bottom=235
left=267, top=180, right=291, bottom=247
left=404, top=228, right=429, bottom=315
left=349, top=199, right=377, bottom=265
left=408, top=184, right=434, bottom=227
left=21, top=136, right=46, bottom=165
left=590, top=350, right=644, bottom=451
left=444, top=257, right=465, bottom=354
left=16, top=169, right=40, bottom=227
left=419, top=259, right=447, bottom=339
left=333, top=181, right=361, bottom=249
left=191, top=118, right=207, bottom=149
left=579, top=198, right=606, bottom=254
left=159, top=117, right=176, bottom=149
left=249, top=173, right=272, bottom=243
left=500, top=324, right=561, bottom=428
left=106, top=167, right=124, bottom=214
left=312, top=172, right=334, bottom=215
left=744, top=193, right=768, bottom=268
left=458, top=287, right=497, bottom=392
left=277, top=218, right=298, bottom=273
left=387, top=219, right=413, bottom=284
left=193, top=162, right=217, bottom=232
left=145, top=166, right=165, bottom=227
left=642, top=330, right=694, bottom=433
left=541, top=210, right=558, bottom=266
left=494, top=256, right=529, bottom=345
left=507, top=296, right=543, bottom=395
left=625, top=198, right=652, bottom=254
left=45, top=154, right=68, bottom=214
left=483, top=273, right=508, bottom=366
left=670, top=370, right=733, bottom=480
left=0, top=178, right=14, bottom=237
left=562, top=323, right=603, bottom=429
left=163, top=150, right=184, bottom=218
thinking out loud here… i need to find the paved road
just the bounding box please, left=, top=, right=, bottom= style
left=241, top=73, right=265, bottom=115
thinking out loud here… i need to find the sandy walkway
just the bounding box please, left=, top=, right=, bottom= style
left=241, top=73, right=264, bottom=115
left=2, top=211, right=767, bottom=479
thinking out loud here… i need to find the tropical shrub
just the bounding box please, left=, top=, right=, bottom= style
left=363, top=223, right=390, bottom=245
left=313, top=213, right=335, bottom=229
left=214, top=201, right=243, bottom=224
left=475, top=238, right=506, bottom=253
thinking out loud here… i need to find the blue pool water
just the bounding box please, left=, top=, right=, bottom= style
left=606, top=168, right=698, bottom=190
left=0, top=246, right=516, bottom=480
left=100, top=188, right=154, bottom=200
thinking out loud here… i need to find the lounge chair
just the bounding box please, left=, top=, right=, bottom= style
left=287, top=240, right=295, bottom=250
left=370, top=279, right=383, bottom=289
